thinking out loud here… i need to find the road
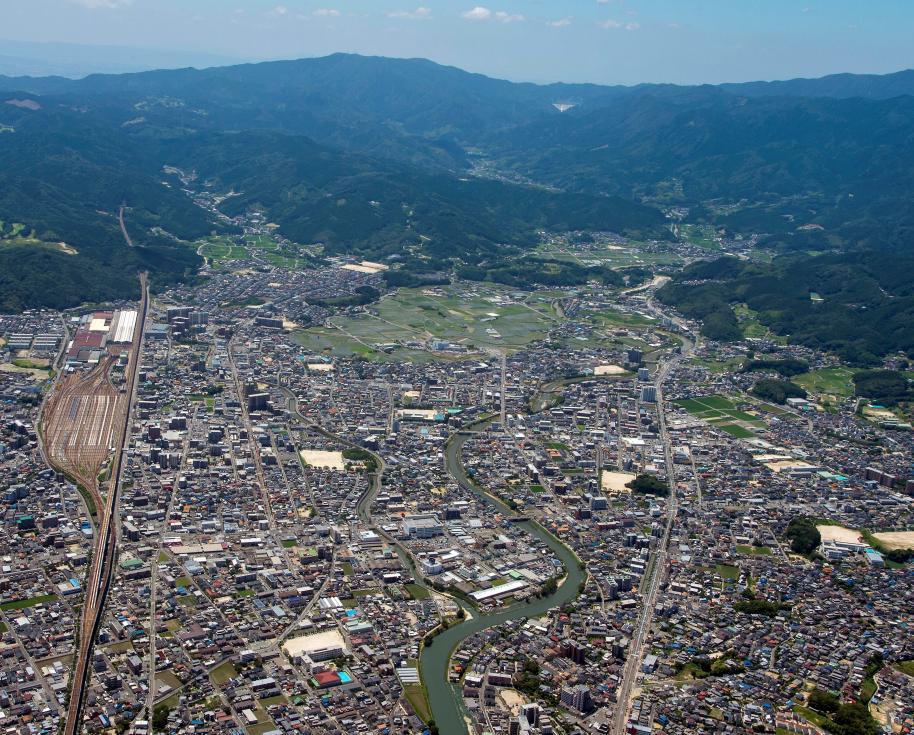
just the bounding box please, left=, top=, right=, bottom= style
left=118, top=205, right=134, bottom=248
left=611, top=290, right=695, bottom=735
left=64, top=273, right=148, bottom=735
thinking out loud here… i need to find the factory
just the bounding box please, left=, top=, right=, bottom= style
left=66, top=309, right=137, bottom=363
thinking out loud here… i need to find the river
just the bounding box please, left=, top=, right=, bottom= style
left=419, top=423, right=586, bottom=735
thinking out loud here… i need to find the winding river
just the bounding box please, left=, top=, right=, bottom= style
left=420, top=423, right=586, bottom=735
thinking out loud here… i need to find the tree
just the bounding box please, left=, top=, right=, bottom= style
left=626, top=473, right=669, bottom=496
left=784, top=516, right=821, bottom=555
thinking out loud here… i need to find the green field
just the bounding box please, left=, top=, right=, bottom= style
left=674, top=395, right=767, bottom=439
left=718, top=424, right=756, bottom=438
left=0, top=594, right=58, bottom=610
left=793, top=367, right=855, bottom=397
left=675, top=395, right=765, bottom=432
left=244, top=234, right=311, bottom=269
left=198, top=236, right=249, bottom=265
left=295, top=283, right=557, bottom=359
left=0, top=221, right=77, bottom=255
left=691, top=356, right=745, bottom=373
left=716, top=564, right=740, bottom=580
left=679, top=223, right=722, bottom=250
left=535, top=240, right=683, bottom=269
left=403, top=683, right=432, bottom=722
left=587, top=306, right=656, bottom=329
left=736, top=544, right=772, bottom=556
left=405, top=584, right=430, bottom=600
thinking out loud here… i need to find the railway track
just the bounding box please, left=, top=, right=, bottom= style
left=60, top=273, right=148, bottom=735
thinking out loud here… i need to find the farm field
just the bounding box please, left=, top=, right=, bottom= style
left=295, top=283, right=558, bottom=360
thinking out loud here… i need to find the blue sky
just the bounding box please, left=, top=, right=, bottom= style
left=2, top=0, right=914, bottom=84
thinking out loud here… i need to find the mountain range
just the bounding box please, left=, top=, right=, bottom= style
left=1, top=53, right=914, bottom=322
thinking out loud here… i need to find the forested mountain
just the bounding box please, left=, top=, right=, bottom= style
left=658, top=252, right=914, bottom=364
left=720, top=68, right=914, bottom=99
left=2, top=53, right=914, bottom=323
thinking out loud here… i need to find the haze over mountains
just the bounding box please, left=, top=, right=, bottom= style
left=2, top=53, right=914, bottom=347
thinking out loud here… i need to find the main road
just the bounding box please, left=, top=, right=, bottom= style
left=610, top=287, right=696, bottom=735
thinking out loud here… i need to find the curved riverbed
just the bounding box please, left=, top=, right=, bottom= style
left=420, top=424, right=585, bottom=735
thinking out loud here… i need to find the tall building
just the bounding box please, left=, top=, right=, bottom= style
left=640, top=385, right=658, bottom=403
left=560, top=684, right=593, bottom=713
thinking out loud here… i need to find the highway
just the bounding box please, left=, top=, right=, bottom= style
left=64, top=273, right=148, bottom=735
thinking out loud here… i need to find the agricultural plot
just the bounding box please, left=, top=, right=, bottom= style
left=674, top=394, right=765, bottom=438
left=295, top=284, right=556, bottom=359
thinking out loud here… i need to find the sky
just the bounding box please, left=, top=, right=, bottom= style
left=1, top=0, right=914, bottom=84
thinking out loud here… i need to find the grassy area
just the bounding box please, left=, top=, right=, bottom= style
left=794, top=367, right=855, bottom=398
left=11, top=358, right=49, bottom=370
left=197, top=235, right=249, bottom=266
left=680, top=223, right=722, bottom=250
left=691, top=356, right=745, bottom=373
left=260, top=694, right=288, bottom=707
left=793, top=706, right=830, bottom=729
left=675, top=395, right=765, bottom=434
left=718, top=424, right=756, bottom=438
left=716, top=564, right=740, bottom=580
left=248, top=721, right=277, bottom=735
left=280, top=539, right=298, bottom=548
left=896, top=660, right=914, bottom=676
left=403, top=683, right=432, bottom=722
left=295, top=282, right=558, bottom=359
left=736, top=545, right=772, bottom=556
left=405, top=583, right=430, bottom=600
left=0, top=593, right=58, bottom=610
left=587, top=306, right=656, bottom=329
left=210, top=660, right=238, bottom=685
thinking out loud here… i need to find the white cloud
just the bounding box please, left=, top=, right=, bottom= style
left=388, top=6, right=432, bottom=20
left=272, top=5, right=288, bottom=15
left=598, top=18, right=639, bottom=30
left=313, top=8, right=340, bottom=17
left=68, top=0, right=130, bottom=8
left=462, top=6, right=523, bottom=22
left=495, top=10, right=523, bottom=23
left=462, top=6, right=492, bottom=20
left=548, top=17, right=572, bottom=27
